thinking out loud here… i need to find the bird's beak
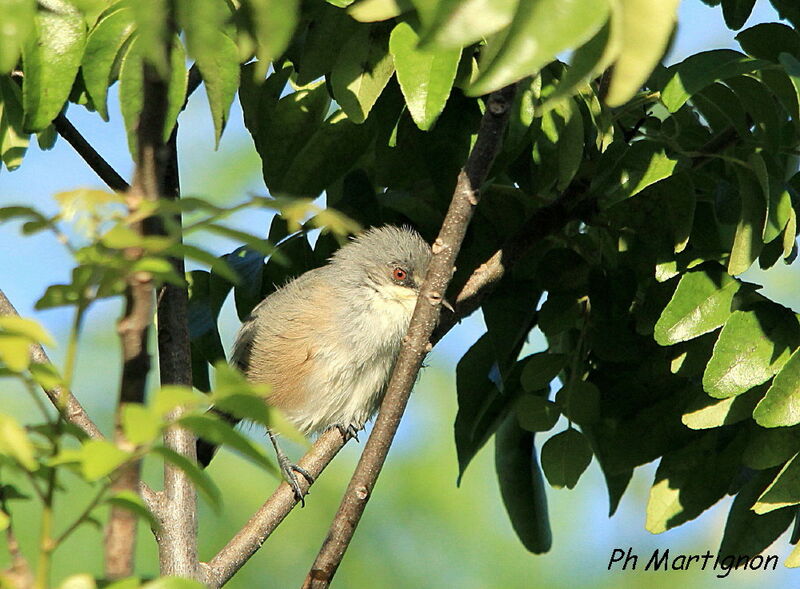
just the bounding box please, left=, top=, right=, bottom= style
left=441, top=297, right=454, bottom=313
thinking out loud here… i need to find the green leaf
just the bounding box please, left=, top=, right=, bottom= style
left=22, top=0, right=87, bottom=131
left=0, top=315, right=55, bottom=346
left=719, top=469, right=794, bottom=560
left=0, top=414, right=36, bottom=470
left=736, top=22, right=800, bottom=63
left=130, top=0, right=168, bottom=73
left=660, top=49, right=771, bottom=112
left=121, top=404, right=162, bottom=445
left=296, top=3, right=360, bottom=85
left=81, top=440, right=131, bottom=481
left=605, top=0, right=680, bottom=107
left=494, top=414, right=552, bottom=553
left=743, top=426, right=800, bottom=469
left=106, top=489, right=159, bottom=529
left=653, top=266, right=742, bottom=346
left=727, top=161, right=766, bottom=275
left=348, top=0, right=412, bottom=22
left=520, top=352, right=567, bottom=392
left=0, top=0, right=35, bottom=74
left=178, top=414, right=277, bottom=474
left=81, top=5, right=135, bottom=120
left=421, top=0, right=517, bottom=51
left=754, top=348, right=800, bottom=427
left=753, top=453, right=800, bottom=514
left=279, top=109, right=376, bottom=197
left=516, top=394, right=561, bottom=433
left=330, top=22, right=395, bottom=123
left=469, top=0, right=609, bottom=97
left=555, top=381, right=600, bottom=425
left=596, top=141, right=678, bottom=208
left=240, top=0, right=298, bottom=67
left=177, top=0, right=237, bottom=147
left=151, top=385, right=206, bottom=416
left=389, top=22, right=460, bottom=131
left=57, top=574, right=96, bottom=589
left=681, top=386, right=762, bottom=430
left=540, top=428, right=592, bottom=489
left=769, top=0, right=800, bottom=30
left=0, top=509, right=8, bottom=532
left=0, top=334, right=31, bottom=372
left=646, top=430, right=744, bottom=533
left=0, top=77, right=30, bottom=171
left=119, top=37, right=188, bottom=155
left=722, top=0, right=756, bottom=30
left=454, top=333, right=511, bottom=482
left=151, top=446, right=222, bottom=509
left=703, top=307, right=799, bottom=399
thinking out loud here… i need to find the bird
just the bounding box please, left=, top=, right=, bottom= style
left=197, top=225, right=433, bottom=500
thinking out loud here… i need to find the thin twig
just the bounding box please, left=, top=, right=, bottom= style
left=53, top=114, right=130, bottom=192
left=0, top=288, right=103, bottom=440
left=300, top=84, right=518, bottom=589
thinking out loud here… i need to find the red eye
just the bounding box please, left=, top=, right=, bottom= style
left=392, top=267, right=407, bottom=281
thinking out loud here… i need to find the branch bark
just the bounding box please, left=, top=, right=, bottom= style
left=300, top=84, right=517, bottom=589
left=104, top=62, right=169, bottom=580
left=0, top=288, right=104, bottom=440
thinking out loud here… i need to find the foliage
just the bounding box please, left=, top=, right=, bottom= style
left=3, top=0, right=800, bottom=585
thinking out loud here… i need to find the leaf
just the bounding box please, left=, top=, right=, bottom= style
left=421, top=0, right=517, bottom=51
left=754, top=348, right=800, bottom=427
left=80, top=440, right=131, bottom=481
left=81, top=5, right=135, bottom=120
left=178, top=0, right=238, bottom=147
left=596, top=141, right=678, bottom=209
left=57, top=575, right=97, bottom=589
left=653, top=266, right=742, bottom=346
left=646, top=430, right=744, bottom=533
left=0, top=0, right=35, bottom=74
left=516, top=395, right=561, bottom=433
left=469, top=0, right=609, bottom=97
left=494, top=414, right=552, bottom=553
left=0, top=77, right=30, bottom=171
left=131, top=0, right=168, bottom=73
left=753, top=453, right=800, bottom=514
left=681, top=386, right=762, bottom=430
left=555, top=381, right=600, bottom=425
left=743, top=425, right=800, bottom=469
left=605, top=0, right=680, bottom=107
left=719, top=469, right=794, bottom=560
left=519, top=352, right=567, bottom=392
left=722, top=0, right=756, bottom=30
left=348, top=0, right=412, bottom=22
left=0, top=334, right=31, bottom=372
left=0, top=316, right=55, bottom=346
left=660, top=49, right=771, bottom=112
left=540, top=428, right=592, bottom=489
left=736, top=22, right=800, bottom=63
left=118, top=37, right=188, bottom=156
left=454, top=333, right=512, bottom=482
left=330, top=22, right=395, bottom=124
left=239, top=0, right=299, bottom=71
left=389, top=22, right=460, bottom=131
left=178, top=414, right=277, bottom=474
left=769, top=0, right=800, bottom=29
left=296, top=3, right=360, bottom=85
left=141, top=578, right=206, bottom=589
left=728, top=161, right=766, bottom=275
left=121, top=404, right=162, bottom=445
left=106, top=489, right=159, bottom=529
left=0, top=414, right=36, bottom=470
left=151, top=446, right=222, bottom=509
left=703, top=307, right=799, bottom=399
left=22, top=0, right=87, bottom=131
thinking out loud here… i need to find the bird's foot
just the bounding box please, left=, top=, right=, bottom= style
left=334, top=423, right=360, bottom=442
left=277, top=453, right=314, bottom=506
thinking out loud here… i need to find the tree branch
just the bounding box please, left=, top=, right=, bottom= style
left=300, top=84, right=517, bottom=589
left=53, top=113, right=130, bottom=192
left=0, top=288, right=104, bottom=440
left=104, top=61, right=169, bottom=580
left=201, top=429, right=346, bottom=587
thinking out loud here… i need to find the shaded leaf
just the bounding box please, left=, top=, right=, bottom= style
left=540, top=428, right=592, bottom=489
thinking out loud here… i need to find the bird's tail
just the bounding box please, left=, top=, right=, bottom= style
left=196, top=408, right=241, bottom=467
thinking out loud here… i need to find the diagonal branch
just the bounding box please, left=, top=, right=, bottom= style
left=302, top=84, right=518, bottom=589
left=0, top=288, right=103, bottom=440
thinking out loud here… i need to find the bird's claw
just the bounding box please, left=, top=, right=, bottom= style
left=278, top=456, right=314, bottom=507
left=335, top=423, right=360, bottom=442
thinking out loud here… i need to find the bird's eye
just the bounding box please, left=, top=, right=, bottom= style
left=392, top=267, right=407, bottom=282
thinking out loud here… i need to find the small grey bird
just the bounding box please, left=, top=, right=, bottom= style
left=198, top=225, right=432, bottom=498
